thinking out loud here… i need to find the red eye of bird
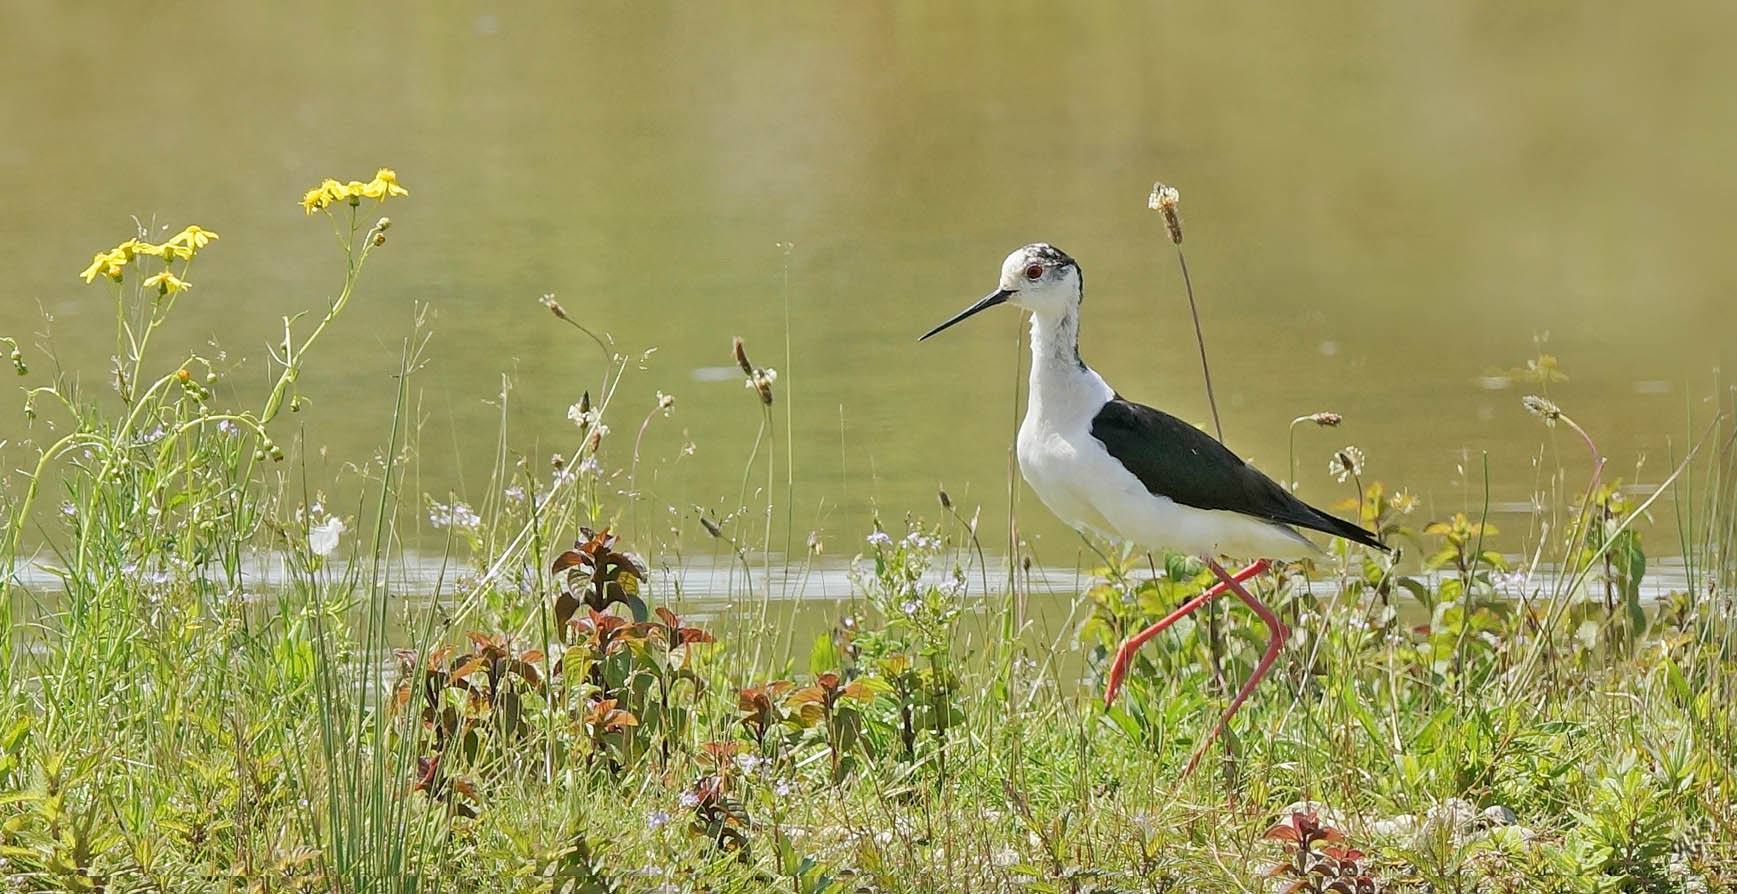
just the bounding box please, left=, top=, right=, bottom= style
left=1025, top=264, right=1044, bottom=280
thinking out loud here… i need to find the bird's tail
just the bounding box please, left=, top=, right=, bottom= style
left=1308, top=509, right=1388, bottom=552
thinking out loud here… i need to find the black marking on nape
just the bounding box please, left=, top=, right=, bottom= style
left=1023, top=242, right=1076, bottom=268
left=1088, top=396, right=1388, bottom=551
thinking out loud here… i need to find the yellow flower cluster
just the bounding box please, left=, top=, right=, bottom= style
left=300, top=168, right=409, bottom=214
left=78, top=226, right=219, bottom=284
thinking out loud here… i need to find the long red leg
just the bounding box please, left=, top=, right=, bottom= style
left=1103, top=558, right=1269, bottom=707
left=1177, top=556, right=1290, bottom=780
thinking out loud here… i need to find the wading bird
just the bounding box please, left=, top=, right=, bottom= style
left=921, top=243, right=1385, bottom=777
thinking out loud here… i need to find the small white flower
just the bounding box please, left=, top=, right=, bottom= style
left=309, top=516, right=346, bottom=557
left=429, top=501, right=482, bottom=530
left=900, top=532, right=941, bottom=552
left=1493, top=569, right=1529, bottom=591
left=646, top=811, right=671, bottom=830
left=1329, top=446, right=1366, bottom=483
left=937, top=576, right=966, bottom=597
left=900, top=600, right=920, bottom=617
left=866, top=530, right=893, bottom=547
left=678, top=790, right=700, bottom=809
left=774, top=779, right=794, bottom=798
left=1147, top=183, right=1180, bottom=212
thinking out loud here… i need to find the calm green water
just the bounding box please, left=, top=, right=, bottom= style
left=3, top=3, right=1733, bottom=566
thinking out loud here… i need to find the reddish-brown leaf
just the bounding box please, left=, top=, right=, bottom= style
left=551, top=548, right=584, bottom=574
left=1262, top=823, right=1302, bottom=842
left=786, top=685, right=825, bottom=707
left=449, top=656, right=486, bottom=681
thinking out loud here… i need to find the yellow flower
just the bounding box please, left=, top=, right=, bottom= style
left=79, top=249, right=128, bottom=283
left=133, top=241, right=193, bottom=261
left=167, top=225, right=218, bottom=251
left=360, top=168, right=409, bottom=199
left=301, top=185, right=330, bottom=214
left=142, top=270, right=191, bottom=295
left=302, top=178, right=352, bottom=213
left=113, top=238, right=145, bottom=260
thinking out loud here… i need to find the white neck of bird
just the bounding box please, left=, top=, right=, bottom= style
left=1026, top=308, right=1104, bottom=414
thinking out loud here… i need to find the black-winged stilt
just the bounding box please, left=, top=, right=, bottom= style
left=921, top=243, right=1386, bottom=777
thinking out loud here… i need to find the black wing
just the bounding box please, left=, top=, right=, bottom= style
left=1089, top=397, right=1386, bottom=551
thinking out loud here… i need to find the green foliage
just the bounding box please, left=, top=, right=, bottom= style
left=0, top=186, right=1731, bottom=892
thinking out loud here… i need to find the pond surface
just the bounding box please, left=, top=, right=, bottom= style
left=3, top=3, right=1732, bottom=565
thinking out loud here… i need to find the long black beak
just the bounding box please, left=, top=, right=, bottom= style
left=919, top=289, right=1013, bottom=341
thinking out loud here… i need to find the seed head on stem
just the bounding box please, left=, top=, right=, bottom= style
left=1521, top=395, right=1562, bottom=425
left=732, top=336, right=753, bottom=376
left=1146, top=179, right=1218, bottom=440
left=1148, top=182, right=1183, bottom=245
left=732, top=336, right=776, bottom=406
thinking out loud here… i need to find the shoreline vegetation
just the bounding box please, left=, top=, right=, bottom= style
left=1, top=174, right=1732, bottom=891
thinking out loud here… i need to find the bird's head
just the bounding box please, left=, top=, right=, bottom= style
left=920, top=243, right=1081, bottom=340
